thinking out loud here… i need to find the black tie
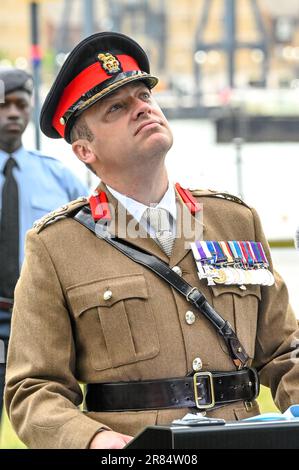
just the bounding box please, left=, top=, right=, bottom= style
left=0, top=156, right=19, bottom=299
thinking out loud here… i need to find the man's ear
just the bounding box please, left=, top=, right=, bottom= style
left=72, top=139, right=97, bottom=165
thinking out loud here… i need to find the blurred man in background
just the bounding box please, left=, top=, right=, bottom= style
left=0, top=68, right=88, bottom=421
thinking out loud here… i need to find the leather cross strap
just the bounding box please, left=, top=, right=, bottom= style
left=86, top=368, right=259, bottom=412
left=74, top=206, right=249, bottom=369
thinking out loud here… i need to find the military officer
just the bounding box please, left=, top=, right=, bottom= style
left=4, top=33, right=299, bottom=449
left=0, top=68, right=88, bottom=421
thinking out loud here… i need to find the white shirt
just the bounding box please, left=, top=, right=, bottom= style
left=106, top=183, right=177, bottom=237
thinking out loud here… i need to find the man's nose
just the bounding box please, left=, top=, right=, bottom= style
left=132, top=98, right=152, bottom=120
left=7, top=104, right=21, bottom=119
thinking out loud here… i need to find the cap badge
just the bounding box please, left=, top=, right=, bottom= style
left=97, top=53, right=122, bottom=75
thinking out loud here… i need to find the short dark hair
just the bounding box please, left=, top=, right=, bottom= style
left=70, top=116, right=94, bottom=144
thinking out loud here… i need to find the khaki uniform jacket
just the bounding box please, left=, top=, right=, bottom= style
left=5, top=183, right=299, bottom=448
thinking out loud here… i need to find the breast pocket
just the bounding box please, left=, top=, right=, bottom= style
left=210, top=284, right=261, bottom=359
left=66, top=274, right=160, bottom=371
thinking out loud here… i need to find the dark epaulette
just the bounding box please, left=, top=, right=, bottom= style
left=190, top=188, right=250, bottom=209
left=33, top=196, right=89, bottom=233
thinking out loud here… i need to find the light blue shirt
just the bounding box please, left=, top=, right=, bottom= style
left=0, top=146, right=89, bottom=268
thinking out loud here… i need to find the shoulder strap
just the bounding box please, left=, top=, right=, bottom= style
left=33, top=197, right=89, bottom=233
left=190, top=189, right=250, bottom=208
left=74, top=206, right=249, bottom=370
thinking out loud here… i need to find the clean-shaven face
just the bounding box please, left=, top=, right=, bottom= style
left=82, top=81, right=173, bottom=175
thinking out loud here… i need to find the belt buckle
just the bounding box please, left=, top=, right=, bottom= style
left=193, top=371, right=215, bottom=409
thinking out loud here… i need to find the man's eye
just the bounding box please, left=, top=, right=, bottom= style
left=141, top=92, right=151, bottom=100
left=108, top=103, right=122, bottom=113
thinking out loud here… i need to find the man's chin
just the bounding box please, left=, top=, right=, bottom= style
left=144, top=129, right=173, bottom=149
left=4, top=128, right=23, bottom=138
left=0, top=132, right=23, bottom=149
left=141, top=140, right=173, bottom=162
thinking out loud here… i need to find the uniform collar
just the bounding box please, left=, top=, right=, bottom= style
left=0, top=146, right=27, bottom=172
left=106, top=183, right=177, bottom=223
left=96, top=181, right=203, bottom=265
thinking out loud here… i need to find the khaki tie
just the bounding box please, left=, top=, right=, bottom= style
left=143, top=207, right=175, bottom=257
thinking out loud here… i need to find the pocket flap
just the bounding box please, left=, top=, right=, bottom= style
left=67, top=274, right=149, bottom=317
left=210, top=284, right=261, bottom=300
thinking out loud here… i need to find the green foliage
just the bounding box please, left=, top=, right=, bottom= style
left=258, top=385, right=278, bottom=414
left=42, top=48, right=56, bottom=76
left=0, top=410, right=26, bottom=449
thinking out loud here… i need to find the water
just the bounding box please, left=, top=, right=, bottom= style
left=22, top=119, right=299, bottom=317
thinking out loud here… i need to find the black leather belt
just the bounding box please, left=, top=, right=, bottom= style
left=86, top=368, right=259, bottom=412
left=0, top=297, right=13, bottom=312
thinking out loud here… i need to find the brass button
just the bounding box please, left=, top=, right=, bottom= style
left=59, top=116, right=66, bottom=125
left=185, top=310, right=195, bottom=325
left=192, top=357, right=203, bottom=371
left=172, top=265, right=182, bottom=277
left=103, top=290, right=113, bottom=301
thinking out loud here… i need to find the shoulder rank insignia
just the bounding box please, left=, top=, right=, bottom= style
left=33, top=197, right=88, bottom=233
left=97, top=53, right=122, bottom=75
left=190, top=188, right=249, bottom=208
